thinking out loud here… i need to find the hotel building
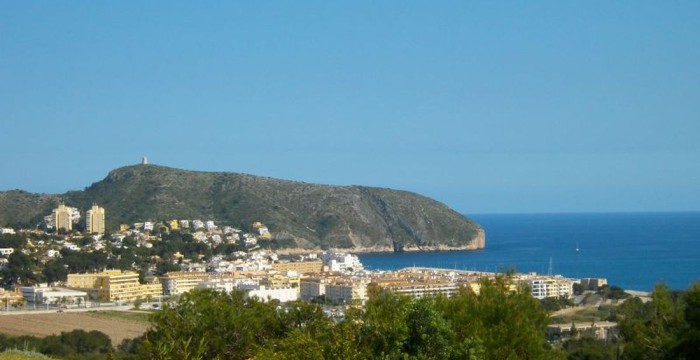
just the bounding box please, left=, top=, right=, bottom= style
left=66, top=270, right=162, bottom=302
left=159, top=272, right=210, bottom=296
left=271, top=260, right=324, bottom=274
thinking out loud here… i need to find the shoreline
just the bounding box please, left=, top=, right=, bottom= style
left=276, top=228, right=487, bottom=256
left=275, top=243, right=486, bottom=256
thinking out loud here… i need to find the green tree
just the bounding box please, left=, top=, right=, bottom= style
left=41, top=329, right=113, bottom=357
left=0, top=233, right=27, bottom=249
left=356, top=291, right=412, bottom=358
left=618, top=284, right=685, bottom=359
left=139, top=276, right=569, bottom=360
left=597, top=284, right=631, bottom=301
left=140, top=289, right=285, bottom=360
left=260, top=303, right=363, bottom=360
left=0, top=251, right=40, bottom=286
left=61, top=249, right=111, bottom=273
left=43, top=258, right=68, bottom=283
left=670, top=282, right=700, bottom=359
left=435, top=276, right=562, bottom=360
left=133, top=296, right=144, bottom=310
left=256, top=328, right=325, bottom=360
left=563, top=336, right=617, bottom=360
left=403, top=297, right=460, bottom=359
left=279, top=300, right=330, bottom=331
left=154, top=260, right=180, bottom=275
left=541, top=296, right=575, bottom=312
left=570, top=322, right=579, bottom=339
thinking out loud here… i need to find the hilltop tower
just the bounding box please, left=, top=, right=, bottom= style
left=86, top=204, right=106, bottom=234
left=142, top=156, right=148, bottom=165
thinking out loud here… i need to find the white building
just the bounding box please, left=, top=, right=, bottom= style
left=321, top=251, right=364, bottom=272
left=46, top=249, right=60, bottom=258
left=244, top=234, right=258, bottom=247
left=192, top=220, right=205, bottom=230
left=222, top=226, right=237, bottom=234
left=240, top=284, right=299, bottom=303
left=208, top=259, right=235, bottom=273
left=160, top=272, right=210, bottom=295
left=258, top=226, right=270, bottom=236
left=62, top=243, right=80, bottom=251
left=325, top=279, right=368, bottom=305
left=20, top=286, right=89, bottom=306
left=192, top=232, right=208, bottom=242
left=197, top=277, right=255, bottom=294
left=0, top=248, right=14, bottom=256
left=300, top=278, right=329, bottom=301
left=526, top=277, right=574, bottom=299
left=205, top=221, right=217, bottom=231
left=112, top=234, right=126, bottom=240
left=1, top=228, right=15, bottom=235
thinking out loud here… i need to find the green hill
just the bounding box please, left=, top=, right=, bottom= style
left=0, top=164, right=484, bottom=252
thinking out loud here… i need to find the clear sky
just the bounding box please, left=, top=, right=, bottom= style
left=1, top=1, right=699, bottom=214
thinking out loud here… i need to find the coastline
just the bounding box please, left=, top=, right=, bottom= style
left=275, top=229, right=486, bottom=255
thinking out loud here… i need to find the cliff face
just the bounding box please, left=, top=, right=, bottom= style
left=0, top=164, right=485, bottom=252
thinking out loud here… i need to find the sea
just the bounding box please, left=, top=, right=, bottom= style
left=358, top=212, right=700, bottom=292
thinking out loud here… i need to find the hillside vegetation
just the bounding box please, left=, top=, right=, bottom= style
left=0, top=165, right=483, bottom=252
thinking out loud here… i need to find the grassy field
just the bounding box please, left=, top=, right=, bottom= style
left=0, top=311, right=150, bottom=346
left=0, top=350, right=53, bottom=359
left=85, top=310, right=151, bottom=323
left=550, top=304, right=615, bottom=324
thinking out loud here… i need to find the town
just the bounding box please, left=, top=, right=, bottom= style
left=1, top=203, right=615, bottom=342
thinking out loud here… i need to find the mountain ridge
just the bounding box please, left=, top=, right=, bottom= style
left=0, top=164, right=485, bottom=252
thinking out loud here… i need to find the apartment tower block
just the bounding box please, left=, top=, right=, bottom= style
left=52, top=204, right=73, bottom=231
left=86, top=204, right=106, bottom=234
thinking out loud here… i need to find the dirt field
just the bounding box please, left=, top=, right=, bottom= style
left=0, top=311, right=150, bottom=345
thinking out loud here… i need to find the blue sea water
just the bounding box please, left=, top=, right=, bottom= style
left=358, top=212, right=700, bottom=292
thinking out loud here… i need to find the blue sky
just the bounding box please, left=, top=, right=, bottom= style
left=1, top=1, right=699, bottom=214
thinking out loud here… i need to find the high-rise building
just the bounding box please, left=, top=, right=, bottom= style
left=86, top=204, right=106, bottom=234
left=52, top=204, right=73, bottom=232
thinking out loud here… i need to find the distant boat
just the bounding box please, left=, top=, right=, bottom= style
left=576, top=242, right=580, bottom=252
